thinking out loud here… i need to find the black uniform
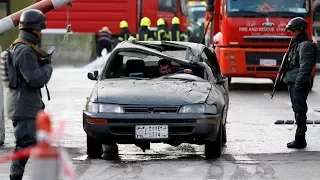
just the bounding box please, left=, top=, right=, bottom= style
left=97, top=30, right=113, bottom=56
left=169, top=24, right=185, bottom=41
left=283, top=17, right=317, bottom=149
left=5, top=10, right=53, bottom=180
left=154, top=25, right=169, bottom=41
left=118, top=27, right=131, bottom=42
left=136, top=26, right=154, bottom=41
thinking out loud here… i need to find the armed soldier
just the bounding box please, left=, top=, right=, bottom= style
left=0, top=9, right=53, bottom=180
left=283, top=17, right=317, bottom=149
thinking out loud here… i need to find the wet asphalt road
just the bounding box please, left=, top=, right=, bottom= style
left=0, top=58, right=320, bottom=179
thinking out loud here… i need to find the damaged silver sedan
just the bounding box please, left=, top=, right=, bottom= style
left=83, top=40, right=229, bottom=159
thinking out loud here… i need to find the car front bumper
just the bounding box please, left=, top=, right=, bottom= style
left=83, top=111, right=221, bottom=144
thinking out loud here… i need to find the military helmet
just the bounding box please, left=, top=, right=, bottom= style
left=140, top=17, right=151, bottom=27
left=19, top=9, right=46, bottom=30
left=286, top=17, right=307, bottom=31
left=120, top=20, right=128, bottom=28
left=172, top=17, right=180, bottom=25
left=157, top=18, right=165, bottom=26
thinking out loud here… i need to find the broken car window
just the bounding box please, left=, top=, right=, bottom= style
left=103, top=50, right=206, bottom=81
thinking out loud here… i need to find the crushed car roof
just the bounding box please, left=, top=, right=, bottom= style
left=115, top=40, right=207, bottom=64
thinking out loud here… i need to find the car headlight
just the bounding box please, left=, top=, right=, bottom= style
left=178, top=104, right=217, bottom=114
left=86, top=102, right=124, bottom=113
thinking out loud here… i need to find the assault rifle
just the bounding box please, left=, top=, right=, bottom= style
left=271, top=38, right=294, bottom=99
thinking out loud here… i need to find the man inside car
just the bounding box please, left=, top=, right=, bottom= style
left=158, top=59, right=193, bottom=76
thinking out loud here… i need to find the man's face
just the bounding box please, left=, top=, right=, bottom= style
left=32, top=29, right=41, bottom=38
left=291, top=29, right=302, bottom=38
left=159, top=64, right=172, bottom=75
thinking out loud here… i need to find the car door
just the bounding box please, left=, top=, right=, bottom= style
left=201, top=48, right=229, bottom=101
left=201, top=49, right=229, bottom=123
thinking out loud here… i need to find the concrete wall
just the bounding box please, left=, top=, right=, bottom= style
left=40, top=32, right=97, bottom=67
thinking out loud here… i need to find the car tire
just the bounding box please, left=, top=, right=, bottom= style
left=204, top=123, right=222, bottom=159
left=87, top=135, right=103, bottom=159
left=102, top=143, right=119, bottom=160
left=222, top=124, right=227, bottom=145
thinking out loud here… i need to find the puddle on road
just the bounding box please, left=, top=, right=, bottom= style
left=72, top=143, right=204, bottom=162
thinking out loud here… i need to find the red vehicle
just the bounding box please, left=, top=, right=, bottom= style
left=36, top=0, right=188, bottom=36
left=205, top=0, right=316, bottom=89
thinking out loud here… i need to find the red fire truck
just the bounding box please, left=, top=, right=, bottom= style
left=205, top=0, right=316, bottom=89
left=36, top=0, right=188, bottom=36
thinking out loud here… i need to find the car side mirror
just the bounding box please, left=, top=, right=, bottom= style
left=87, top=70, right=99, bottom=80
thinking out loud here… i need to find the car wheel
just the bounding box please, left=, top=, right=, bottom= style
left=222, top=124, right=227, bottom=145
left=102, top=143, right=119, bottom=160
left=204, top=123, right=222, bottom=159
left=87, top=135, right=103, bottom=159
left=309, top=77, right=314, bottom=92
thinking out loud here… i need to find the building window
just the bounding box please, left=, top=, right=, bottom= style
left=0, top=0, right=9, bottom=18
left=158, top=0, right=177, bottom=12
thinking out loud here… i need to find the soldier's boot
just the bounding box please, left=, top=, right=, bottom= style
left=287, top=135, right=307, bottom=149
left=287, top=114, right=307, bottom=149
left=9, top=175, right=23, bottom=180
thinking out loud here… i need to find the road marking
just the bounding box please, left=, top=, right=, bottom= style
left=233, top=155, right=257, bottom=164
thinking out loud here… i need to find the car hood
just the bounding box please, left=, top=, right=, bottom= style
left=94, top=79, right=212, bottom=105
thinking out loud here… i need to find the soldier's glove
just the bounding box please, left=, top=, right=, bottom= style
left=41, top=46, right=55, bottom=65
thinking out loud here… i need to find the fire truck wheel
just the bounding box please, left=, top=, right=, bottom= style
left=87, top=135, right=103, bottom=159
left=228, top=77, right=231, bottom=86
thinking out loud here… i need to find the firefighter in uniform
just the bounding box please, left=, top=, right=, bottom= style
left=169, top=17, right=185, bottom=41
left=154, top=18, right=169, bottom=41
left=136, top=17, right=154, bottom=41
left=118, top=20, right=131, bottom=42
left=283, top=17, right=317, bottom=149
left=6, top=9, right=53, bottom=180
left=97, top=26, right=113, bottom=56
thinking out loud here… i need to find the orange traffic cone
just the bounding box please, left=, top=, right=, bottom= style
left=30, top=111, right=60, bottom=180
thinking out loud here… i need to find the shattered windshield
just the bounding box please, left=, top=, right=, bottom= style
left=227, top=0, right=310, bottom=17
left=103, top=50, right=206, bottom=82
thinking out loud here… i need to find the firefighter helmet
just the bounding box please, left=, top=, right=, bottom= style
left=140, top=17, right=151, bottom=27
left=19, top=9, right=46, bottom=30
left=172, top=17, right=180, bottom=25
left=120, top=20, right=128, bottom=28
left=157, top=18, right=165, bottom=26
left=286, top=17, right=307, bottom=31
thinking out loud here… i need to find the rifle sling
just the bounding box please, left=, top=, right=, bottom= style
left=11, top=39, right=48, bottom=57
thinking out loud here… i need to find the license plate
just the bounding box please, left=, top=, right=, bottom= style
left=260, top=59, right=277, bottom=66
left=135, top=125, right=168, bottom=139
